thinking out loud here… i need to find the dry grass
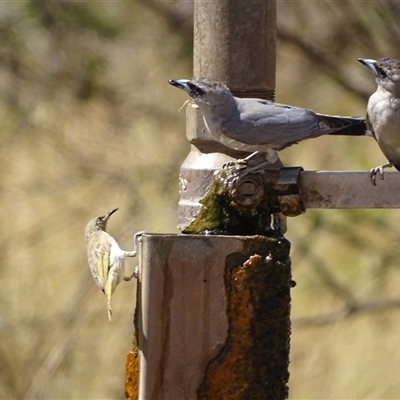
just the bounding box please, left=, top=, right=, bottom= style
left=1, top=2, right=400, bottom=399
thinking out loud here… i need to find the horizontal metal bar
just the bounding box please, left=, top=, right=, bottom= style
left=301, top=171, right=400, bottom=208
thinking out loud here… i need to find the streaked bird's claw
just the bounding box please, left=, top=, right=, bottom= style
left=124, top=266, right=138, bottom=281
left=134, top=230, right=145, bottom=240
left=133, top=231, right=145, bottom=252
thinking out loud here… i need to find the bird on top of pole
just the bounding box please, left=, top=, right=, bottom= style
left=169, top=78, right=367, bottom=166
left=85, top=208, right=139, bottom=321
left=358, top=57, right=400, bottom=185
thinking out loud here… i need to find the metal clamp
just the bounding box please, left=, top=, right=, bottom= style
left=228, top=166, right=305, bottom=217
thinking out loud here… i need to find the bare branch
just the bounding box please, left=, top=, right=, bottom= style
left=278, top=27, right=370, bottom=101
left=294, top=297, right=400, bottom=327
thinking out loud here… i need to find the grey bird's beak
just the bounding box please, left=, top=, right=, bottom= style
left=358, top=58, right=377, bottom=75
left=169, top=79, right=192, bottom=95
left=104, top=208, right=119, bottom=220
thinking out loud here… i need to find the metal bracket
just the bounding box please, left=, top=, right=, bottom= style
left=228, top=166, right=305, bottom=217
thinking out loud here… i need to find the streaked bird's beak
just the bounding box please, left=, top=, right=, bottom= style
left=358, top=58, right=377, bottom=75
left=104, top=208, right=119, bottom=220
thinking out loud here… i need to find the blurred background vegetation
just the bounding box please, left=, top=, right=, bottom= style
left=2, top=1, right=400, bottom=398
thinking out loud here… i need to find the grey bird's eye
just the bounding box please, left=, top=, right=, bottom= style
left=188, top=82, right=205, bottom=97
left=376, top=66, right=387, bottom=78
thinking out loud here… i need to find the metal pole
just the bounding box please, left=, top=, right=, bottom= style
left=193, top=0, right=276, bottom=94
left=134, top=2, right=292, bottom=399
left=180, top=0, right=277, bottom=230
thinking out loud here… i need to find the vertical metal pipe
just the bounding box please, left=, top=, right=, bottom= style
left=179, top=0, right=277, bottom=230
left=193, top=0, right=276, bottom=96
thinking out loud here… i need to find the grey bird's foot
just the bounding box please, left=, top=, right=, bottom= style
left=370, top=162, right=393, bottom=186
left=222, top=158, right=249, bottom=170
left=222, top=151, right=261, bottom=170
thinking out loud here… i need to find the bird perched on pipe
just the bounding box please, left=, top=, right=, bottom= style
left=85, top=208, right=138, bottom=321
left=358, top=57, right=400, bottom=185
left=169, top=78, right=367, bottom=164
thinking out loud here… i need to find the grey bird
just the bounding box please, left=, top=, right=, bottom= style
left=169, top=78, right=366, bottom=164
left=85, top=208, right=137, bottom=321
left=358, top=57, right=400, bottom=185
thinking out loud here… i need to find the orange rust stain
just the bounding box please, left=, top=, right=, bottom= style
left=125, top=350, right=139, bottom=400
left=198, top=255, right=262, bottom=399
left=198, top=245, right=291, bottom=400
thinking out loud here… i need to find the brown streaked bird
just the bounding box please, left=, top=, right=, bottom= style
left=85, top=208, right=137, bottom=321
left=169, top=78, right=367, bottom=164
left=359, top=57, right=400, bottom=185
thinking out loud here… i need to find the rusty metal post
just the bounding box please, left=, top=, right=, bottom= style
left=133, top=2, right=293, bottom=400
left=137, top=234, right=291, bottom=400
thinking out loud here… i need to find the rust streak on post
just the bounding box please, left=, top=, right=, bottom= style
left=125, top=350, right=139, bottom=400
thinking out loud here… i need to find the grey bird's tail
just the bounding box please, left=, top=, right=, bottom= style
left=317, top=114, right=369, bottom=136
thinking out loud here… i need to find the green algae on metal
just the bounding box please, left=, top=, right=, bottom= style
left=183, top=166, right=282, bottom=236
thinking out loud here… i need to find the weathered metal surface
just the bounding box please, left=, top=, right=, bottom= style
left=137, top=234, right=229, bottom=400
left=137, top=234, right=291, bottom=400
left=193, top=1, right=276, bottom=98
left=301, top=171, right=400, bottom=208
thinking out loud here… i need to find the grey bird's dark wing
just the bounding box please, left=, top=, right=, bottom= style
left=222, top=98, right=365, bottom=147
left=317, top=113, right=366, bottom=136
